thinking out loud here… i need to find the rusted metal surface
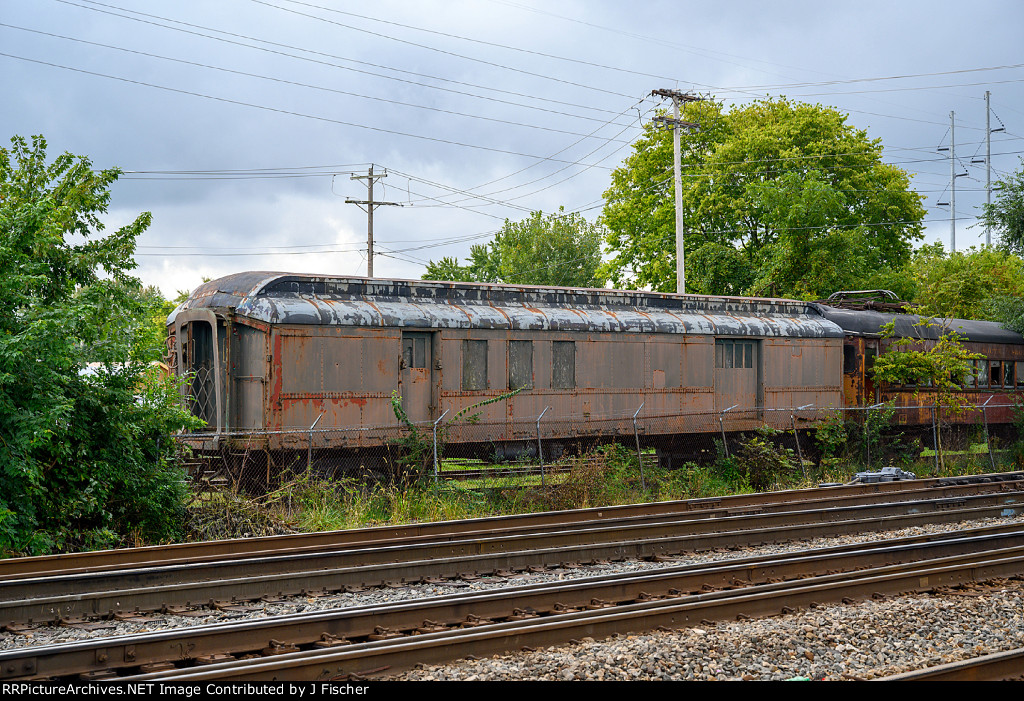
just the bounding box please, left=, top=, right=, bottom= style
left=4, top=492, right=1023, bottom=625
left=167, top=274, right=1024, bottom=459
left=9, top=528, right=1024, bottom=681
left=119, top=543, right=1024, bottom=681
left=828, top=306, right=1024, bottom=425
left=172, top=274, right=845, bottom=337
left=169, top=273, right=849, bottom=448
left=817, top=305, right=1024, bottom=345
left=5, top=475, right=1018, bottom=580
left=879, top=647, right=1024, bottom=681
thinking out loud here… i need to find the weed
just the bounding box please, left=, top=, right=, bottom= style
left=732, top=429, right=796, bottom=492
left=813, top=410, right=847, bottom=460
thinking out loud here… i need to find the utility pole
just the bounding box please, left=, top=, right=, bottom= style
left=986, top=92, right=992, bottom=246
left=951, top=111, right=956, bottom=252
left=982, top=91, right=1006, bottom=246
left=937, top=112, right=967, bottom=252
left=346, top=164, right=402, bottom=278
left=651, top=89, right=702, bottom=294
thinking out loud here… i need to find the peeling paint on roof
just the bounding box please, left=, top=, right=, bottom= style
left=169, top=272, right=846, bottom=339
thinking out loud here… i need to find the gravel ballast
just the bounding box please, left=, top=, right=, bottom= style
left=390, top=580, right=1024, bottom=681
left=3, top=514, right=1024, bottom=681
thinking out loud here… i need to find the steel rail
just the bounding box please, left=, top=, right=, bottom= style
left=6, top=489, right=1023, bottom=601
left=120, top=549, right=1024, bottom=681
left=4, top=489, right=1019, bottom=605
left=3, top=498, right=1024, bottom=627
left=4, top=473, right=1019, bottom=581
left=7, top=527, right=1024, bottom=681
left=878, top=648, right=1024, bottom=681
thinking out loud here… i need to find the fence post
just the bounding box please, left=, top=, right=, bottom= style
left=982, top=396, right=995, bottom=472
left=307, top=412, right=324, bottom=471
left=931, top=405, right=939, bottom=472
left=719, top=404, right=737, bottom=459
left=536, top=406, right=550, bottom=488
left=791, top=404, right=812, bottom=478
left=865, top=404, right=871, bottom=469
left=432, top=409, right=449, bottom=486
left=633, top=402, right=646, bottom=491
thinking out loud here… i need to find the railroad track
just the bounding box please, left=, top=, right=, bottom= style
left=879, top=648, right=1024, bottom=681
left=4, top=487, right=1024, bottom=626
left=5, top=472, right=1020, bottom=581
left=5, top=525, right=1024, bottom=681
left=4, top=473, right=1024, bottom=682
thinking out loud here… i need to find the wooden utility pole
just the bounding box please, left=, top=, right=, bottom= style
left=346, top=165, right=402, bottom=277
left=651, top=89, right=702, bottom=294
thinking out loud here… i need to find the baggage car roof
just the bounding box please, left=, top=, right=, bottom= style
left=169, top=272, right=846, bottom=339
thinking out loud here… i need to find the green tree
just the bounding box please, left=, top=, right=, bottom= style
left=989, top=294, right=1024, bottom=335
left=602, top=97, right=926, bottom=299
left=424, top=208, right=605, bottom=288
left=980, top=158, right=1024, bottom=256
left=908, top=243, right=1024, bottom=320
left=0, top=135, right=198, bottom=555
left=128, top=284, right=189, bottom=365
left=872, top=320, right=983, bottom=469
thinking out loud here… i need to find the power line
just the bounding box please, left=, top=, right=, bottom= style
left=0, top=51, right=626, bottom=167
left=251, top=0, right=640, bottom=101
left=58, top=0, right=638, bottom=120
left=390, top=102, right=654, bottom=209
left=485, top=0, right=838, bottom=87
left=746, top=75, right=1024, bottom=101
left=724, top=62, right=1024, bottom=93
left=135, top=213, right=973, bottom=260
left=263, top=0, right=688, bottom=84
left=2, top=22, right=640, bottom=137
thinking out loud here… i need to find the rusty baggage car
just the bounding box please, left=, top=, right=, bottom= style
left=168, top=272, right=847, bottom=463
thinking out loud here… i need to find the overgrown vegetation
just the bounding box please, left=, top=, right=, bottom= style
left=0, top=135, right=199, bottom=556
left=387, top=390, right=520, bottom=484
left=182, top=415, right=1022, bottom=539
left=871, top=319, right=984, bottom=469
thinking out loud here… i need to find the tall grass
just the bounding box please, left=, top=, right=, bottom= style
left=185, top=427, right=1022, bottom=540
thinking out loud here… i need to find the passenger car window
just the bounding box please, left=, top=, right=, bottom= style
left=402, top=335, right=428, bottom=369
left=715, top=339, right=754, bottom=369
left=462, top=340, right=488, bottom=390
left=552, top=341, right=575, bottom=389
left=508, top=340, right=533, bottom=390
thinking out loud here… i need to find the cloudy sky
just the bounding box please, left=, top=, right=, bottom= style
left=4, top=0, right=1023, bottom=298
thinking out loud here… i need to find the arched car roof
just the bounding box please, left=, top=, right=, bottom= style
left=816, top=305, right=1024, bottom=345
left=169, top=272, right=846, bottom=339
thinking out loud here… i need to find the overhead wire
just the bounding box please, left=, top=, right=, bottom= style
left=0, top=52, right=632, bottom=167
left=22, top=3, right=1021, bottom=202
left=390, top=101, right=655, bottom=209
left=22, top=0, right=1015, bottom=262
left=251, top=0, right=641, bottom=100
left=58, top=0, right=638, bottom=120
left=40, top=0, right=1024, bottom=143
left=262, top=0, right=690, bottom=84
left=1, top=22, right=640, bottom=137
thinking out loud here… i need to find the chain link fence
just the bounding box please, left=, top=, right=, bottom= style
left=175, top=401, right=1023, bottom=496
